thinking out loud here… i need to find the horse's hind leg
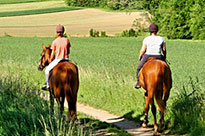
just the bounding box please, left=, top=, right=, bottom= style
left=68, top=101, right=77, bottom=120
left=49, top=89, right=54, bottom=115
left=158, top=86, right=170, bottom=131
left=65, top=95, right=77, bottom=120
left=150, top=99, right=157, bottom=134
left=59, top=96, right=65, bottom=115
left=156, top=93, right=165, bottom=131
left=142, top=95, right=149, bottom=128
left=163, top=87, right=171, bottom=107
left=144, top=87, right=158, bottom=134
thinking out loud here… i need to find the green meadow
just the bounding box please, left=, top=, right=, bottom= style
left=0, top=37, right=131, bottom=135
left=0, top=36, right=204, bottom=135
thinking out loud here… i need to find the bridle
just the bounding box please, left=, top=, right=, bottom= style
left=38, top=49, right=48, bottom=70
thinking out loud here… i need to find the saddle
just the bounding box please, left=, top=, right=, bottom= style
left=147, top=57, right=167, bottom=64
left=147, top=57, right=157, bottom=62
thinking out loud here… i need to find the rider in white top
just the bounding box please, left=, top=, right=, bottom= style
left=143, top=36, right=165, bottom=55
left=134, top=24, right=166, bottom=89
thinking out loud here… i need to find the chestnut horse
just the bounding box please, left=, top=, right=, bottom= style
left=38, top=45, right=79, bottom=119
left=139, top=58, right=172, bottom=134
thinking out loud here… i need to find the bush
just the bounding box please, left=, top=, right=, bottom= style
left=141, top=0, right=160, bottom=14
left=120, top=28, right=138, bottom=37
left=101, top=31, right=108, bottom=37
left=65, top=0, right=107, bottom=7
left=107, top=0, right=143, bottom=10
left=65, top=0, right=144, bottom=10
left=89, top=29, right=108, bottom=37
left=89, top=29, right=99, bottom=37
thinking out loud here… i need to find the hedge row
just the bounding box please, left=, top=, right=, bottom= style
left=64, top=0, right=144, bottom=10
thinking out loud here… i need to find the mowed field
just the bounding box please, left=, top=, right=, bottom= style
left=0, top=1, right=149, bottom=37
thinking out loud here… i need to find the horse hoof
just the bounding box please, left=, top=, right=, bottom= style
left=153, top=131, right=159, bottom=136
left=142, top=122, right=147, bottom=128
left=153, top=126, right=158, bottom=135
left=158, top=126, right=164, bottom=133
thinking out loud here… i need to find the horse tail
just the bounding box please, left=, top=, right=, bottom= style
left=65, top=63, right=79, bottom=103
left=155, top=76, right=166, bottom=113
left=162, top=63, right=172, bottom=106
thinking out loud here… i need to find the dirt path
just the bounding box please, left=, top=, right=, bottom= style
left=77, top=103, right=154, bottom=136
left=41, top=93, right=176, bottom=136
left=0, top=8, right=149, bottom=37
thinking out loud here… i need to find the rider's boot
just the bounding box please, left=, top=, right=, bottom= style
left=41, top=82, right=49, bottom=91
left=134, top=79, right=141, bottom=89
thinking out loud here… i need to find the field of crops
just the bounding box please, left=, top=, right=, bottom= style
left=0, top=36, right=204, bottom=135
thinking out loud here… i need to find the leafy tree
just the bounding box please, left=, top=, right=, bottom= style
left=189, top=0, right=205, bottom=39
left=141, top=0, right=160, bottom=14
left=65, top=0, right=143, bottom=10
left=151, top=0, right=205, bottom=39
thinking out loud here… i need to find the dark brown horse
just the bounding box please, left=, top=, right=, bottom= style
left=38, top=44, right=79, bottom=119
left=139, top=58, right=172, bottom=134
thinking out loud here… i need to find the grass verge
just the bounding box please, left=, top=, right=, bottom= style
left=0, top=63, right=130, bottom=135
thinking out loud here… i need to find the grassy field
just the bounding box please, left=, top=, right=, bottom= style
left=0, top=46, right=130, bottom=135
left=0, top=36, right=204, bottom=135
left=0, top=1, right=82, bottom=17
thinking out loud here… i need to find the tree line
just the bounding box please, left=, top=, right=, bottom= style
left=65, top=0, right=205, bottom=40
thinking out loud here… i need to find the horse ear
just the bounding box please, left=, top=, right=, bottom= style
left=48, top=44, right=51, bottom=48
left=41, top=44, right=46, bottom=50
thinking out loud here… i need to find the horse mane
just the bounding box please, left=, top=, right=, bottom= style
left=45, top=45, right=52, bottom=56
left=46, top=45, right=51, bottom=49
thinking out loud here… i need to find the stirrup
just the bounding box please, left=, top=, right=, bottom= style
left=134, top=81, right=141, bottom=89
left=41, top=85, right=49, bottom=91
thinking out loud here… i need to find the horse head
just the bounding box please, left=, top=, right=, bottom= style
left=38, top=44, right=52, bottom=71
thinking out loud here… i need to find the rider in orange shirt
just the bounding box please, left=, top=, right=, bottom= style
left=42, top=25, right=71, bottom=90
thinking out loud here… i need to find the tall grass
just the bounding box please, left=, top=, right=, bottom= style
left=168, top=77, right=205, bottom=136
left=0, top=62, right=130, bottom=135
left=0, top=65, right=92, bottom=135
